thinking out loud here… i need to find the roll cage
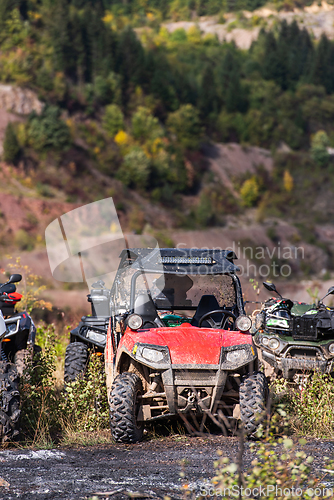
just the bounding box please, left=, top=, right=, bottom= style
left=110, top=248, right=245, bottom=320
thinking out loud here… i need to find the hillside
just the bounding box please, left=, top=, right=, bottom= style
left=1, top=0, right=334, bottom=315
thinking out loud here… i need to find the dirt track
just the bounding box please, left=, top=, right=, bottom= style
left=0, top=436, right=334, bottom=500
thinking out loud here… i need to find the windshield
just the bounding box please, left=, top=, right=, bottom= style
left=112, top=268, right=236, bottom=314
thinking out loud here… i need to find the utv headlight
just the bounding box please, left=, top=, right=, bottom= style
left=328, top=343, right=334, bottom=355
left=86, top=329, right=106, bottom=344
left=261, top=336, right=269, bottom=346
left=221, top=344, right=256, bottom=370
left=142, top=348, right=164, bottom=363
left=128, top=314, right=143, bottom=330
left=226, top=350, right=245, bottom=364
left=235, top=315, right=252, bottom=332
left=133, top=343, right=170, bottom=366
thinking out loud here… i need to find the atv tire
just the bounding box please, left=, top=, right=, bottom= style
left=109, top=372, right=144, bottom=443
left=239, top=371, right=268, bottom=435
left=0, top=362, right=20, bottom=443
left=64, top=342, right=88, bottom=383
left=14, top=349, right=32, bottom=377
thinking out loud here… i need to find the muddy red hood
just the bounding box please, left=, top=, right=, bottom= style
left=120, top=323, right=253, bottom=365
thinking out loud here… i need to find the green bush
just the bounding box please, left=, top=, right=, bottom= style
left=166, top=104, right=202, bottom=150
left=117, top=147, right=150, bottom=189
left=131, top=106, right=162, bottom=142
left=20, top=324, right=109, bottom=446
left=27, top=106, right=71, bottom=151
left=311, top=130, right=330, bottom=166
left=289, top=372, right=334, bottom=438
left=203, top=436, right=328, bottom=500
left=102, top=104, right=124, bottom=137
left=3, top=122, right=20, bottom=162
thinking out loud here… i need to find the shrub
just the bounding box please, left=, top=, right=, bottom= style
left=19, top=324, right=60, bottom=446
left=289, top=372, right=334, bottom=438
left=131, top=106, right=162, bottom=142
left=311, top=130, right=330, bottom=167
left=102, top=104, right=124, bottom=137
left=203, top=437, right=327, bottom=500
left=283, top=169, right=294, bottom=192
left=14, top=229, right=34, bottom=251
left=240, top=177, right=260, bottom=207
left=117, top=147, right=150, bottom=189
left=166, top=104, right=202, bottom=150
left=59, top=355, right=109, bottom=433
left=3, top=122, right=20, bottom=162
left=27, top=106, right=71, bottom=151
left=20, top=323, right=109, bottom=446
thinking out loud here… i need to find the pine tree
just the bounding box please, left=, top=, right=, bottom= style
left=3, top=122, right=20, bottom=163
left=116, top=27, right=145, bottom=104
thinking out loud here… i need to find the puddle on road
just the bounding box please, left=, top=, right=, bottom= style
left=0, top=450, right=65, bottom=461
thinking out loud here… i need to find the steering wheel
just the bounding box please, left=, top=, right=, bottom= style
left=198, top=310, right=236, bottom=329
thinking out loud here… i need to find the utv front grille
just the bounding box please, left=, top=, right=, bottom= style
left=289, top=316, right=318, bottom=341
left=173, top=369, right=217, bottom=386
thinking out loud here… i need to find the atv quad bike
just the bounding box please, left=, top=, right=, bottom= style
left=253, top=281, right=334, bottom=385
left=106, top=248, right=267, bottom=443
left=0, top=273, right=38, bottom=442
left=64, top=280, right=110, bottom=382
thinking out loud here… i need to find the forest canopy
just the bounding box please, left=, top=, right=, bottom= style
left=2, top=0, right=334, bottom=228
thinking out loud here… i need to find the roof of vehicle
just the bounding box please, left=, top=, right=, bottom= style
left=118, top=248, right=239, bottom=275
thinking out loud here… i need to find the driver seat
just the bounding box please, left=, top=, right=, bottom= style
left=191, top=295, right=221, bottom=328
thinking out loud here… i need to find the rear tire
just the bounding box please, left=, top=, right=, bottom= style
left=239, top=371, right=268, bottom=435
left=109, top=372, right=144, bottom=443
left=64, top=342, right=88, bottom=383
left=0, top=362, right=20, bottom=443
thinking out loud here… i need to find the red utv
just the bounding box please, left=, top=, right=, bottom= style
left=106, top=248, right=268, bottom=443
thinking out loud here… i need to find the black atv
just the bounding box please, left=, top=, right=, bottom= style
left=64, top=280, right=110, bottom=383
left=0, top=273, right=38, bottom=442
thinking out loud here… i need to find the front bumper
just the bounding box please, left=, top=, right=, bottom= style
left=261, top=348, right=333, bottom=379
left=125, top=343, right=257, bottom=420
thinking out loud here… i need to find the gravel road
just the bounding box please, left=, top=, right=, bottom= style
left=0, top=436, right=334, bottom=500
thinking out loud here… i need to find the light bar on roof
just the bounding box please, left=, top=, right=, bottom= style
left=158, top=256, right=213, bottom=265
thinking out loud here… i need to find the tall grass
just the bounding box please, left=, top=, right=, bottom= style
left=19, top=324, right=109, bottom=447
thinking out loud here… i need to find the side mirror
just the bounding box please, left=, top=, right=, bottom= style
left=263, top=282, right=277, bottom=293
left=8, top=274, right=22, bottom=284
left=320, top=286, right=334, bottom=302
left=263, top=281, right=283, bottom=299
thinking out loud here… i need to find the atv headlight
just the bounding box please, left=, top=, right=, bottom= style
left=235, top=315, right=252, bottom=332
left=268, top=338, right=280, bottom=350
left=261, top=336, right=269, bottom=346
left=4, top=319, right=19, bottom=337
left=128, top=314, right=143, bottom=330
left=328, top=343, right=334, bottom=355
left=86, top=329, right=106, bottom=344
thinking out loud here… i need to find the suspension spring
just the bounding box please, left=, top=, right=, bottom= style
left=0, top=346, right=8, bottom=362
